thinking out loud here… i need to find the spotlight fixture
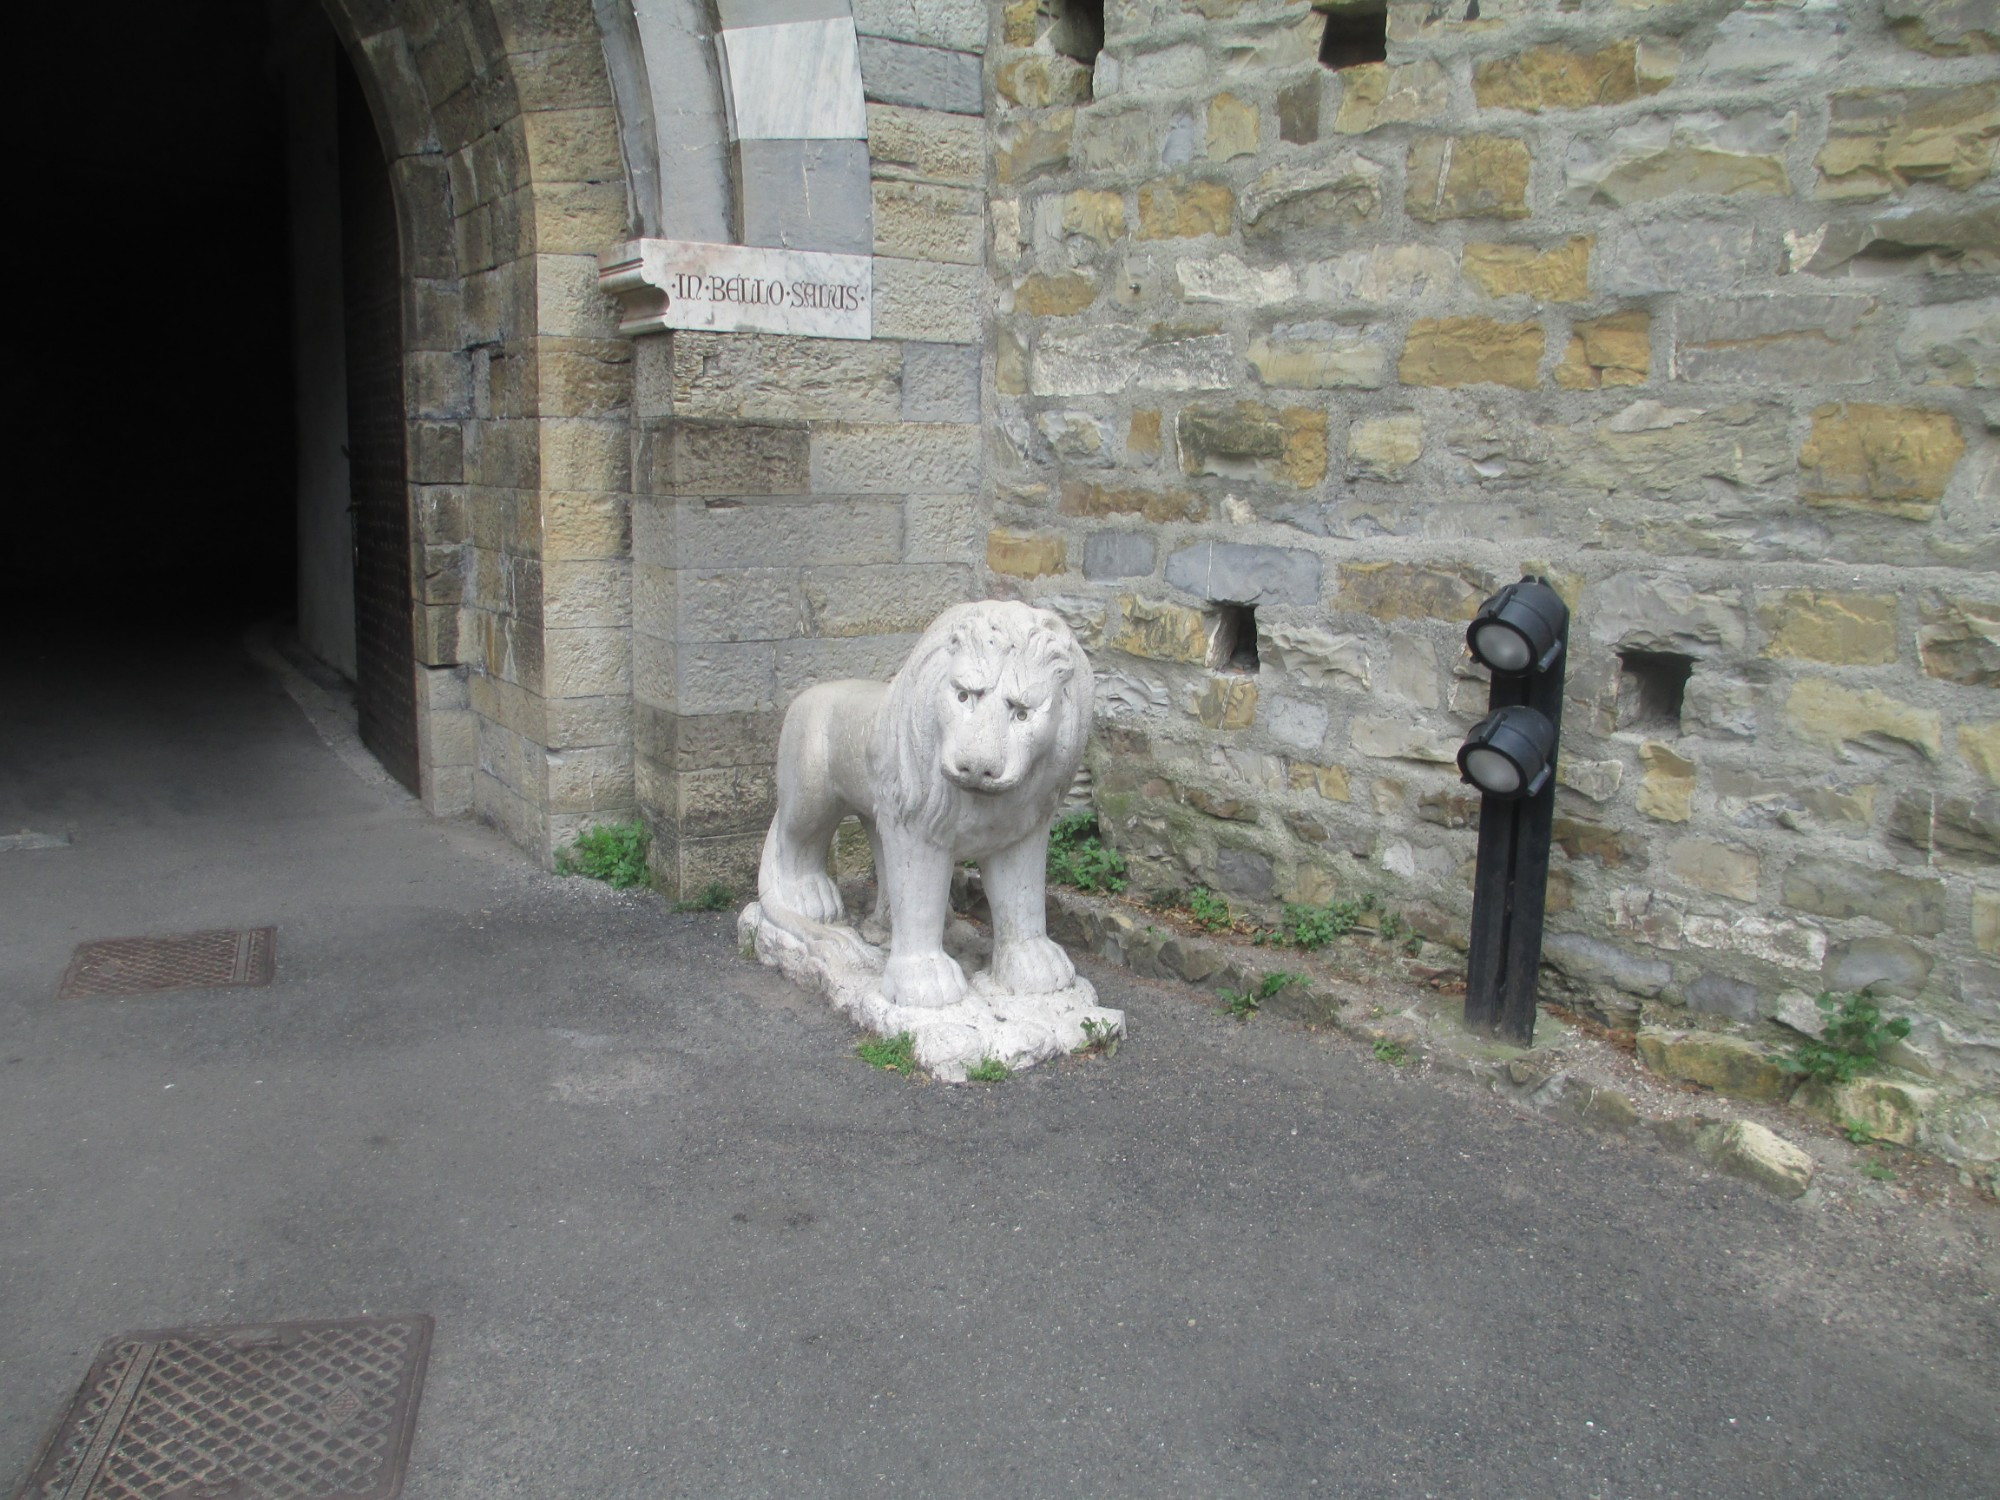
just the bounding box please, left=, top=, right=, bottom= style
left=1459, top=576, right=1571, bottom=1047
left=1457, top=704, right=1557, bottom=800
left=1466, top=579, right=1568, bottom=676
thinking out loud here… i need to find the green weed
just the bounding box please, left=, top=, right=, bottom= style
left=670, top=881, right=734, bottom=913
left=1271, top=894, right=1376, bottom=950
left=1047, top=811, right=1129, bottom=894
left=1185, top=886, right=1232, bottom=932
left=966, top=1056, right=1012, bottom=1083
left=1780, top=991, right=1911, bottom=1086
left=1218, top=970, right=1304, bottom=1020
left=1372, top=1037, right=1410, bottom=1066
left=1860, top=1160, right=1898, bottom=1183
left=1076, top=1017, right=1120, bottom=1058
left=556, top=821, right=652, bottom=890
left=857, top=1032, right=919, bottom=1075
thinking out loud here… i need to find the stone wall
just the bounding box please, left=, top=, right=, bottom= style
left=627, top=0, right=989, bottom=897
left=980, top=0, right=1999, bottom=1082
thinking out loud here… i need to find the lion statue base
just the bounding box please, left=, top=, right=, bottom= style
left=737, top=900, right=1123, bottom=1081
left=739, top=599, right=1124, bottom=1080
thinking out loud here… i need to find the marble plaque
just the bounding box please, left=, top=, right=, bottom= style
left=599, top=239, right=873, bottom=340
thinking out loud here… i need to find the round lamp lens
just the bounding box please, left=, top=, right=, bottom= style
left=1462, top=746, right=1523, bottom=795
left=1472, top=621, right=1532, bottom=673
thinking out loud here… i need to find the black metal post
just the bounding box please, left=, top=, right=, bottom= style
left=1463, top=614, right=1566, bottom=1047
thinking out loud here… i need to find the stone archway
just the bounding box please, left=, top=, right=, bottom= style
left=306, top=0, right=643, bottom=855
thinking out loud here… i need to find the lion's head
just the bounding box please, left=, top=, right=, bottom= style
left=880, top=601, right=1093, bottom=844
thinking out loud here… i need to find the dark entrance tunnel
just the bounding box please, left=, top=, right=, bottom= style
left=15, top=3, right=296, bottom=626
left=12, top=2, right=418, bottom=788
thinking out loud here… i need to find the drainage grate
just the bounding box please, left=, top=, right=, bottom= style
left=20, top=1315, right=433, bottom=1500
left=57, top=929, right=276, bottom=1000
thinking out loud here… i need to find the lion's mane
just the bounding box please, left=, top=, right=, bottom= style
left=878, top=601, right=1093, bottom=847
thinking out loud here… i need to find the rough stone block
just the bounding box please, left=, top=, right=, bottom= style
left=1919, top=595, right=2000, bottom=684
left=1137, top=178, right=1236, bottom=239
left=867, top=102, right=983, bottom=185
left=1176, top=255, right=1295, bottom=306
left=1191, top=678, right=1258, bottom=731
left=1241, top=156, right=1384, bottom=237
left=655, top=421, right=809, bottom=496
left=1335, top=60, right=1448, bottom=134
left=1897, top=299, right=2000, bottom=388
left=1638, top=1027, right=1790, bottom=1101
left=1675, top=295, right=1878, bottom=384
left=1303, top=244, right=1458, bottom=304
left=899, top=342, right=978, bottom=424
left=1350, top=716, right=1459, bottom=764
left=1278, top=76, right=1320, bottom=144
left=544, top=626, right=631, bottom=700
left=1338, top=562, right=1485, bottom=622
left=1474, top=41, right=1658, bottom=112
left=1886, top=0, right=2000, bottom=55
left=1566, top=400, right=1791, bottom=500
left=1015, top=271, right=1099, bottom=316
left=1247, top=331, right=1390, bottom=389
left=1399, top=318, right=1544, bottom=388
left=873, top=256, right=980, bottom=343
left=1623, top=746, right=1692, bottom=830
left=670, top=333, right=903, bottom=423
left=1784, top=679, right=1943, bottom=760
left=811, top=422, right=981, bottom=493
left=1555, top=311, right=1650, bottom=389
left=1564, top=112, right=1794, bottom=206
left=1758, top=590, right=1898, bottom=665
left=1888, top=790, right=2000, bottom=868
left=986, top=529, right=1066, bottom=578
left=1703, top=1120, right=1816, bottom=1198
left=1405, top=136, right=1532, bottom=222
left=1347, top=414, right=1423, bottom=479
left=1059, top=189, right=1127, bottom=247
left=1685, top=973, right=1762, bottom=1022
left=851, top=0, right=987, bottom=51
left=1464, top=238, right=1592, bottom=301
left=1084, top=531, right=1158, bottom=581
left=1816, top=84, right=1999, bottom=200
left=1176, top=403, right=1327, bottom=488
left=1207, top=92, right=1259, bottom=159
left=1544, top=932, right=1672, bottom=997
left=1591, top=573, right=1746, bottom=655
left=1165, top=541, right=1322, bottom=607
left=1592, top=217, right=1762, bottom=295
left=994, top=111, right=1074, bottom=184
left=1111, top=597, right=1210, bottom=664
left=1962, top=723, right=2000, bottom=786
left=1825, top=936, right=1935, bottom=996
left=873, top=179, right=983, bottom=263
left=1061, top=480, right=1205, bottom=524
left=856, top=35, right=981, bottom=114
left=1783, top=856, right=1947, bottom=935
left=996, top=51, right=1092, bottom=108
left=801, top=563, right=974, bottom=636
left=677, top=498, right=903, bottom=568
left=1667, top=837, right=1759, bottom=901
left=1032, top=325, right=1235, bottom=396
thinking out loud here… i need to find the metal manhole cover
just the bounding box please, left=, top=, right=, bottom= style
left=57, top=929, right=276, bottom=1000
left=18, top=1315, right=433, bottom=1500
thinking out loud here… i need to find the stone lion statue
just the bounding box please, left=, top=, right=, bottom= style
left=756, top=599, right=1094, bottom=1010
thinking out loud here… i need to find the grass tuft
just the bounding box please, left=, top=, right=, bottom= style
left=556, top=821, right=652, bottom=890
left=857, top=1032, right=918, bottom=1075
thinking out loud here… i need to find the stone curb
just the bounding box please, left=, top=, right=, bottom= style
left=1047, top=886, right=1828, bottom=1200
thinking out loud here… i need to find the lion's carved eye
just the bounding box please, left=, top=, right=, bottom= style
left=956, top=688, right=971, bottom=704
left=1012, top=705, right=1030, bottom=722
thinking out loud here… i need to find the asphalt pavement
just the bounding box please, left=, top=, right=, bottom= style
left=2, top=624, right=1995, bottom=1498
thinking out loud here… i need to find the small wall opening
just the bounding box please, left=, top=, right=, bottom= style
left=1615, top=650, right=1693, bottom=733
left=1047, top=0, right=1105, bottom=66
left=1208, top=604, right=1260, bottom=674
left=1318, top=2, right=1388, bottom=70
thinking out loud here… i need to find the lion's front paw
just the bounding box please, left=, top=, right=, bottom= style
left=989, top=936, right=1076, bottom=996
left=883, top=949, right=967, bottom=1008
left=769, top=871, right=843, bottom=923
